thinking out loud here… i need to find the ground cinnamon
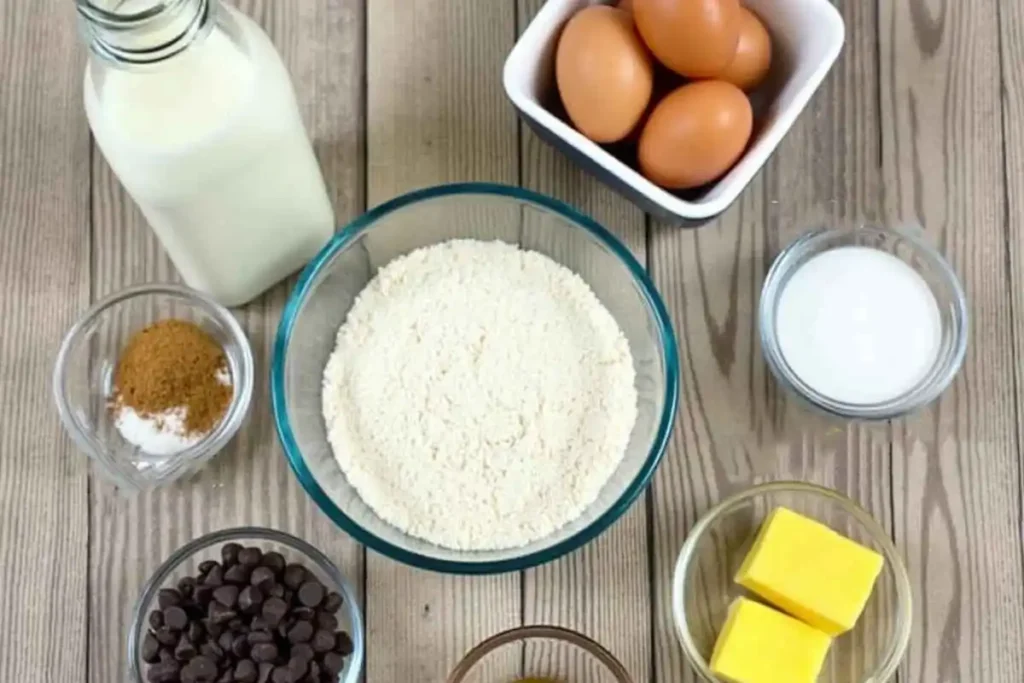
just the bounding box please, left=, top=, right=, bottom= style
left=112, top=319, right=232, bottom=435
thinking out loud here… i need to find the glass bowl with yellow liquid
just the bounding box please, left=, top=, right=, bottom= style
left=446, top=625, right=634, bottom=683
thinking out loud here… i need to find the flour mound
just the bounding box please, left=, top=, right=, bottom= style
left=322, top=239, right=637, bottom=551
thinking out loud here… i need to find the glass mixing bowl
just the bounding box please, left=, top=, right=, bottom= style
left=672, top=481, right=912, bottom=683
left=271, top=182, right=679, bottom=574
left=53, top=283, right=254, bottom=490
left=446, top=625, right=634, bottom=683
left=128, top=527, right=364, bottom=683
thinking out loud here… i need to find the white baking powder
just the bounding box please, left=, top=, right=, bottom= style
left=775, top=246, right=941, bottom=404
left=322, top=240, right=638, bottom=551
left=113, top=367, right=233, bottom=456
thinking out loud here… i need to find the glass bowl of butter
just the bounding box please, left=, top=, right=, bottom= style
left=446, top=625, right=634, bottom=683
left=672, top=481, right=912, bottom=683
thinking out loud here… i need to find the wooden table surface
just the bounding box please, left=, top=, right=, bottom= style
left=3, top=0, right=1024, bottom=681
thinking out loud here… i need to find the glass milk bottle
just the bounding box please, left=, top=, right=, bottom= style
left=77, top=0, right=335, bottom=306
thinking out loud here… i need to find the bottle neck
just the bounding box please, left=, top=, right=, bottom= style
left=77, top=0, right=215, bottom=66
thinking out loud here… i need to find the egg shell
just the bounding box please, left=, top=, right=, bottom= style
left=637, top=80, right=753, bottom=190
left=720, top=7, right=773, bottom=91
left=633, top=0, right=742, bottom=79
left=555, top=5, right=653, bottom=144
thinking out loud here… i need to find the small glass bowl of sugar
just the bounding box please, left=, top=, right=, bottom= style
left=53, top=283, right=254, bottom=490
left=759, top=225, right=968, bottom=421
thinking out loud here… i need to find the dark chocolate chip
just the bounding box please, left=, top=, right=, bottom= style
left=320, top=593, right=342, bottom=614
left=164, top=606, right=189, bottom=631
left=195, top=585, right=216, bottom=606
left=187, top=621, right=204, bottom=645
left=155, top=626, right=180, bottom=647
left=290, top=643, right=314, bottom=663
left=304, top=660, right=319, bottom=683
left=296, top=582, right=324, bottom=608
left=175, top=636, right=197, bottom=662
left=249, top=567, right=276, bottom=592
left=334, top=631, right=353, bottom=656
left=225, top=564, right=252, bottom=585
left=291, top=607, right=315, bottom=622
left=310, top=630, right=334, bottom=654
left=203, top=619, right=223, bottom=640
left=270, top=667, right=293, bottom=683
left=314, top=613, right=336, bottom=632
left=190, top=655, right=219, bottom=682
left=261, top=597, right=288, bottom=627
left=199, top=560, right=219, bottom=576
left=200, top=641, right=223, bottom=660
left=287, top=657, right=307, bottom=680
left=231, top=634, right=250, bottom=658
left=228, top=617, right=245, bottom=632
left=218, top=631, right=235, bottom=653
left=158, top=588, right=183, bottom=609
left=251, top=643, right=278, bottom=664
left=208, top=601, right=237, bottom=625
left=281, top=590, right=294, bottom=606
left=147, top=659, right=181, bottom=683
left=250, top=616, right=270, bottom=632
left=239, top=586, right=263, bottom=614
left=282, top=565, right=306, bottom=591
left=234, top=659, right=257, bottom=683
left=203, top=564, right=225, bottom=587
left=287, top=621, right=313, bottom=644
left=268, top=584, right=285, bottom=600
left=142, top=632, right=162, bottom=663
left=238, top=547, right=263, bottom=567
left=177, top=577, right=197, bottom=598
left=218, top=670, right=234, bottom=683
left=247, top=630, right=273, bottom=645
left=221, top=543, right=243, bottom=567
left=159, top=648, right=177, bottom=663
left=214, top=585, right=240, bottom=608
left=149, top=611, right=165, bottom=630
left=321, top=652, right=344, bottom=677
left=260, top=552, right=286, bottom=576
left=257, top=662, right=274, bottom=683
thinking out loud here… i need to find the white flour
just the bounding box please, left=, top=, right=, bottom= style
left=322, top=239, right=637, bottom=551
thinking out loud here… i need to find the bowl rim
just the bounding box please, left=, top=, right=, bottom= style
left=757, top=225, right=969, bottom=420
left=126, top=526, right=365, bottom=683
left=52, top=282, right=255, bottom=489
left=271, top=181, right=680, bottom=574
left=445, top=624, right=635, bottom=683
left=671, top=480, right=913, bottom=683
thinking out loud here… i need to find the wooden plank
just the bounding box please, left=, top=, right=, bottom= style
left=515, top=1, right=652, bottom=680
left=648, top=0, right=889, bottom=680
left=0, top=3, right=91, bottom=683
left=881, top=0, right=1024, bottom=679
left=87, top=1, right=366, bottom=681
left=364, top=1, right=522, bottom=681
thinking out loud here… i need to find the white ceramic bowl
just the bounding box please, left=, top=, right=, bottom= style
left=503, top=0, right=846, bottom=224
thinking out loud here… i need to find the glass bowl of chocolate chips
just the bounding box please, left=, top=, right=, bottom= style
left=129, top=527, right=363, bottom=683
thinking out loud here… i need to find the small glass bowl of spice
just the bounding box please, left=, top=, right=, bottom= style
left=446, top=625, right=634, bottom=683
left=53, top=283, right=253, bottom=490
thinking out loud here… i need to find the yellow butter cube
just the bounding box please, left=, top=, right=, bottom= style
left=735, top=507, right=885, bottom=636
left=710, top=597, right=832, bottom=683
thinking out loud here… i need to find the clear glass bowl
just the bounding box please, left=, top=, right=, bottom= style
left=271, top=182, right=679, bottom=574
left=759, top=225, right=968, bottom=420
left=446, top=625, right=634, bottom=683
left=672, top=481, right=912, bottom=683
left=53, top=283, right=254, bottom=490
left=128, top=527, right=364, bottom=683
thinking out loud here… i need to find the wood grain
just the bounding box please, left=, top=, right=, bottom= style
left=648, top=0, right=891, bottom=680
left=881, top=0, right=1024, bottom=680
left=0, top=2, right=90, bottom=683
left=87, top=2, right=365, bottom=681
left=364, top=1, right=522, bottom=681
left=515, top=1, right=653, bottom=680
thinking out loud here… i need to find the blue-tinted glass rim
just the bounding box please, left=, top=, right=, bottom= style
left=271, top=182, right=680, bottom=575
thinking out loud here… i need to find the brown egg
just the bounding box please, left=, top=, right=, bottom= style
left=719, top=7, right=772, bottom=91
left=637, top=80, right=752, bottom=189
left=618, top=0, right=635, bottom=13
left=633, top=0, right=742, bottom=79
left=556, top=5, right=653, bottom=144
